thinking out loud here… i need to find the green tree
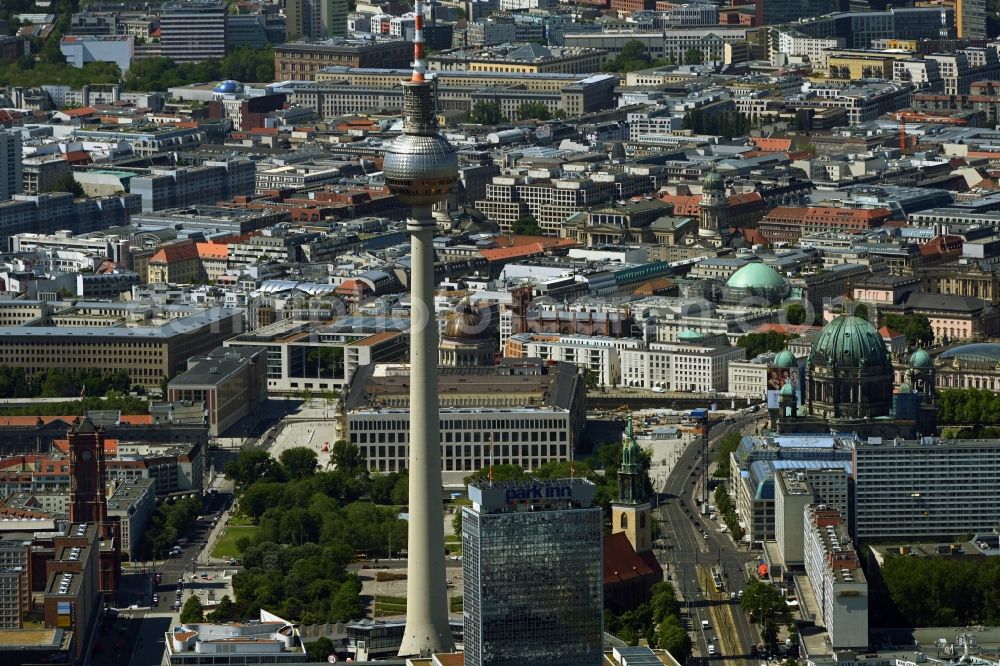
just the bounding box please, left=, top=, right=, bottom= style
left=39, top=32, right=66, bottom=65
left=279, top=447, right=319, bottom=480
left=512, top=215, right=542, bottom=236
left=853, top=303, right=869, bottom=321
left=208, top=595, right=237, bottom=622
left=465, top=464, right=528, bottom=485
left=515, top=101, right=552, bottom=121
left=657, top=615, right=693, bottom=659
left=683, top=47, right=704, bottom=65
left=329, top=575, right=364, bottom=621
left=468, top=101, right=503, bottom=124
left=741, top=580, right=789, bottom=636
left=785, top=303, right=806, bottom=325
left=225, top=448, right=283, bottom=490
left=304, top=637, right=335, bottom=662
left=883, top=313, right=933, bottom=347
left=603, top=39, right=655, bottom=73
left=713, top=430, right=741, bottom=479
left=180, top=595, right=205, bottom=623
left=331, top=440, right=365, bottom=476
left=737, top=332, right=796, bottom=360
left=48, top=173, right=84, bottom=198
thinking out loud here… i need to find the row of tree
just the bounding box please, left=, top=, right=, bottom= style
left=605, top=582, right=691, bottom=656
left=877, top=555, right=1000, bottom=626
left=141, top=495, right=203, bottom=561
left=737, top=332, right=796, bottom=360
left=124, top=48, right=275, bottom=92
left=466, top=101, right=565, bottom=125
left=713, top=430, right=741, bottom=479
left=0, top=366, right=133, bottom=399
left=714, top=484, right=745, bottom=543
left=937, top=388, right=1000, bottom=425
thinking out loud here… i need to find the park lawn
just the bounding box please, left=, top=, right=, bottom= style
left=372, top=595, right=463, bottom=617
left=211, top=525, right=258, bottom=559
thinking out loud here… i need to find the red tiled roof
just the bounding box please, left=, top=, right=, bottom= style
left=61, top=107, right=97, bottom=117
left=52, top=438, right=118, bottom=455
left=754, top=323, right=821, bottom=335
left=480, top=237, right=576, bottom=262
left=603, top=532, right=662, bottom=585
left=752, top=137, right=793, bottom=152
left=150, top=242, right=200, bottom=265
left=879, top=326, right=903, bottom=338
left=196, top=242, right=229, bottom=260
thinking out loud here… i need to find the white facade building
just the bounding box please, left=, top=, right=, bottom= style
left=803, top=505, right=869, bottom=649
left=774, top=31, right=843, bottom=69
left=620, top=341, right=744, bottom=392
left=505, top=332, right=643, bottom=388
left=728, top=354, right=775, bottom=400
left=60, top=35, right=134, bottom=71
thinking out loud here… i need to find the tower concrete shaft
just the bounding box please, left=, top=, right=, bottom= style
left=398, top=207, right=454, bottom=657
left=381, top=0, right=457, bottom=653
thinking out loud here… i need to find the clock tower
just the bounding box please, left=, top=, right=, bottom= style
left=68, top=417, right=120, bottom=601
left=69, top=418, right=107, bottom=526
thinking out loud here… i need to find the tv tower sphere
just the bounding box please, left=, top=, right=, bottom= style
left=382, top=85, right=457, bottom=205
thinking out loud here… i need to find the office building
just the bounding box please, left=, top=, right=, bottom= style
left=167, top=346, right=268, bottom=436
left=0, top=131, right=22, bottom=202
left=0, top=539, right=29, bottom=629
left=344, top=359, right=586, bottom=481
left=730, top=435, right=853, bottom=544
left=59, top=35, right=134, bottom=71
left=42, top=523, right=103, bottom=660
left=160, top=1, right=228, bottom=62
left=224, top=317, right=407, bottom=396
left=852, top=437, right=1000, bottom=540
left=274, top=39, right=412, bottom=80
left=462, top=478, right=603, bottom=666
left=130, top=160, right=255, bottom=212
left=619, top=337, right=745, bottom=392
left=0, top=304, right=243, bottom=391
left=803, top=505, right=869, bottom=649
left=285, top=0, right=347, bottom=39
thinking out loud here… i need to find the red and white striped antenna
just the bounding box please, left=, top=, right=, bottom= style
left=411, top=0, right=427, bottom=83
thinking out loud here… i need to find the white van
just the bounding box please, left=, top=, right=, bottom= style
left=708, top=645, right=716, bottom=656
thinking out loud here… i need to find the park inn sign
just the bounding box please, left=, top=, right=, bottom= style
left=469, top=478, right=597, bottom=509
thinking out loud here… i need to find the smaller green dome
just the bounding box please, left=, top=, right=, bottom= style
left=780, top=382, right=795, bottom=397
left=725, top=263, right=788, bottom=290
left=774, top=350, right=797, bottom=368
left=910, top=349, right=932, bottom=369
left=703, top=167, right=724, bottom=191
left=678, top=329, right=706, bottom=341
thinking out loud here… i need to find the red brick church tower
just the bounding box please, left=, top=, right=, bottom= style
left=68, top=418, right=120, bottom=602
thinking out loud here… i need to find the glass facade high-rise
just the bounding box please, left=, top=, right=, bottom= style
left=462, top=478, right=603, bottom=666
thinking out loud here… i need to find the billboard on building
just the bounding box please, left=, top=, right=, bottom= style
left=766, top=366, right=800, bottom=410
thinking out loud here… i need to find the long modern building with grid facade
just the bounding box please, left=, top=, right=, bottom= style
left=852, top=437, right=1000, bottom=539
left=343, top=359, right=586, bottom=483
left=462, top=478, right=603, bottom=666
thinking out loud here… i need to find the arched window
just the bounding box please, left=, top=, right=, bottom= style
left=620, top=513, right=628, bottom=529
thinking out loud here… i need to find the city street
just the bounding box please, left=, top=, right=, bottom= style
left=95, top=490, right=238, bottom=666
left=655, top=413, right=763, bottom=666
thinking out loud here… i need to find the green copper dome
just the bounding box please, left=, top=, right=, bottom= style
left=725, top=263, right=787, bottom=290
left=809, top=314, right=891, bottom=369
left=703, top=167, right=724, bottom=191
left=909, top=349, right=932, bottom=369
left=678, top=329, right=706, bottom=341
left=780, top=382, right=796, bottom=397
left=774, top=350, right=797, bottom=368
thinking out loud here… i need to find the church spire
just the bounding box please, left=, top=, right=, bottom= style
left=618, top=414, right=645, bottom=504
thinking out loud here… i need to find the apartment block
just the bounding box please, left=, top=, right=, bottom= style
left=803, top=505, right=869, bottom=649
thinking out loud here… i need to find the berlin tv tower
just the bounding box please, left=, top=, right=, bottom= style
left=381, top=0, right=457, bottom=657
